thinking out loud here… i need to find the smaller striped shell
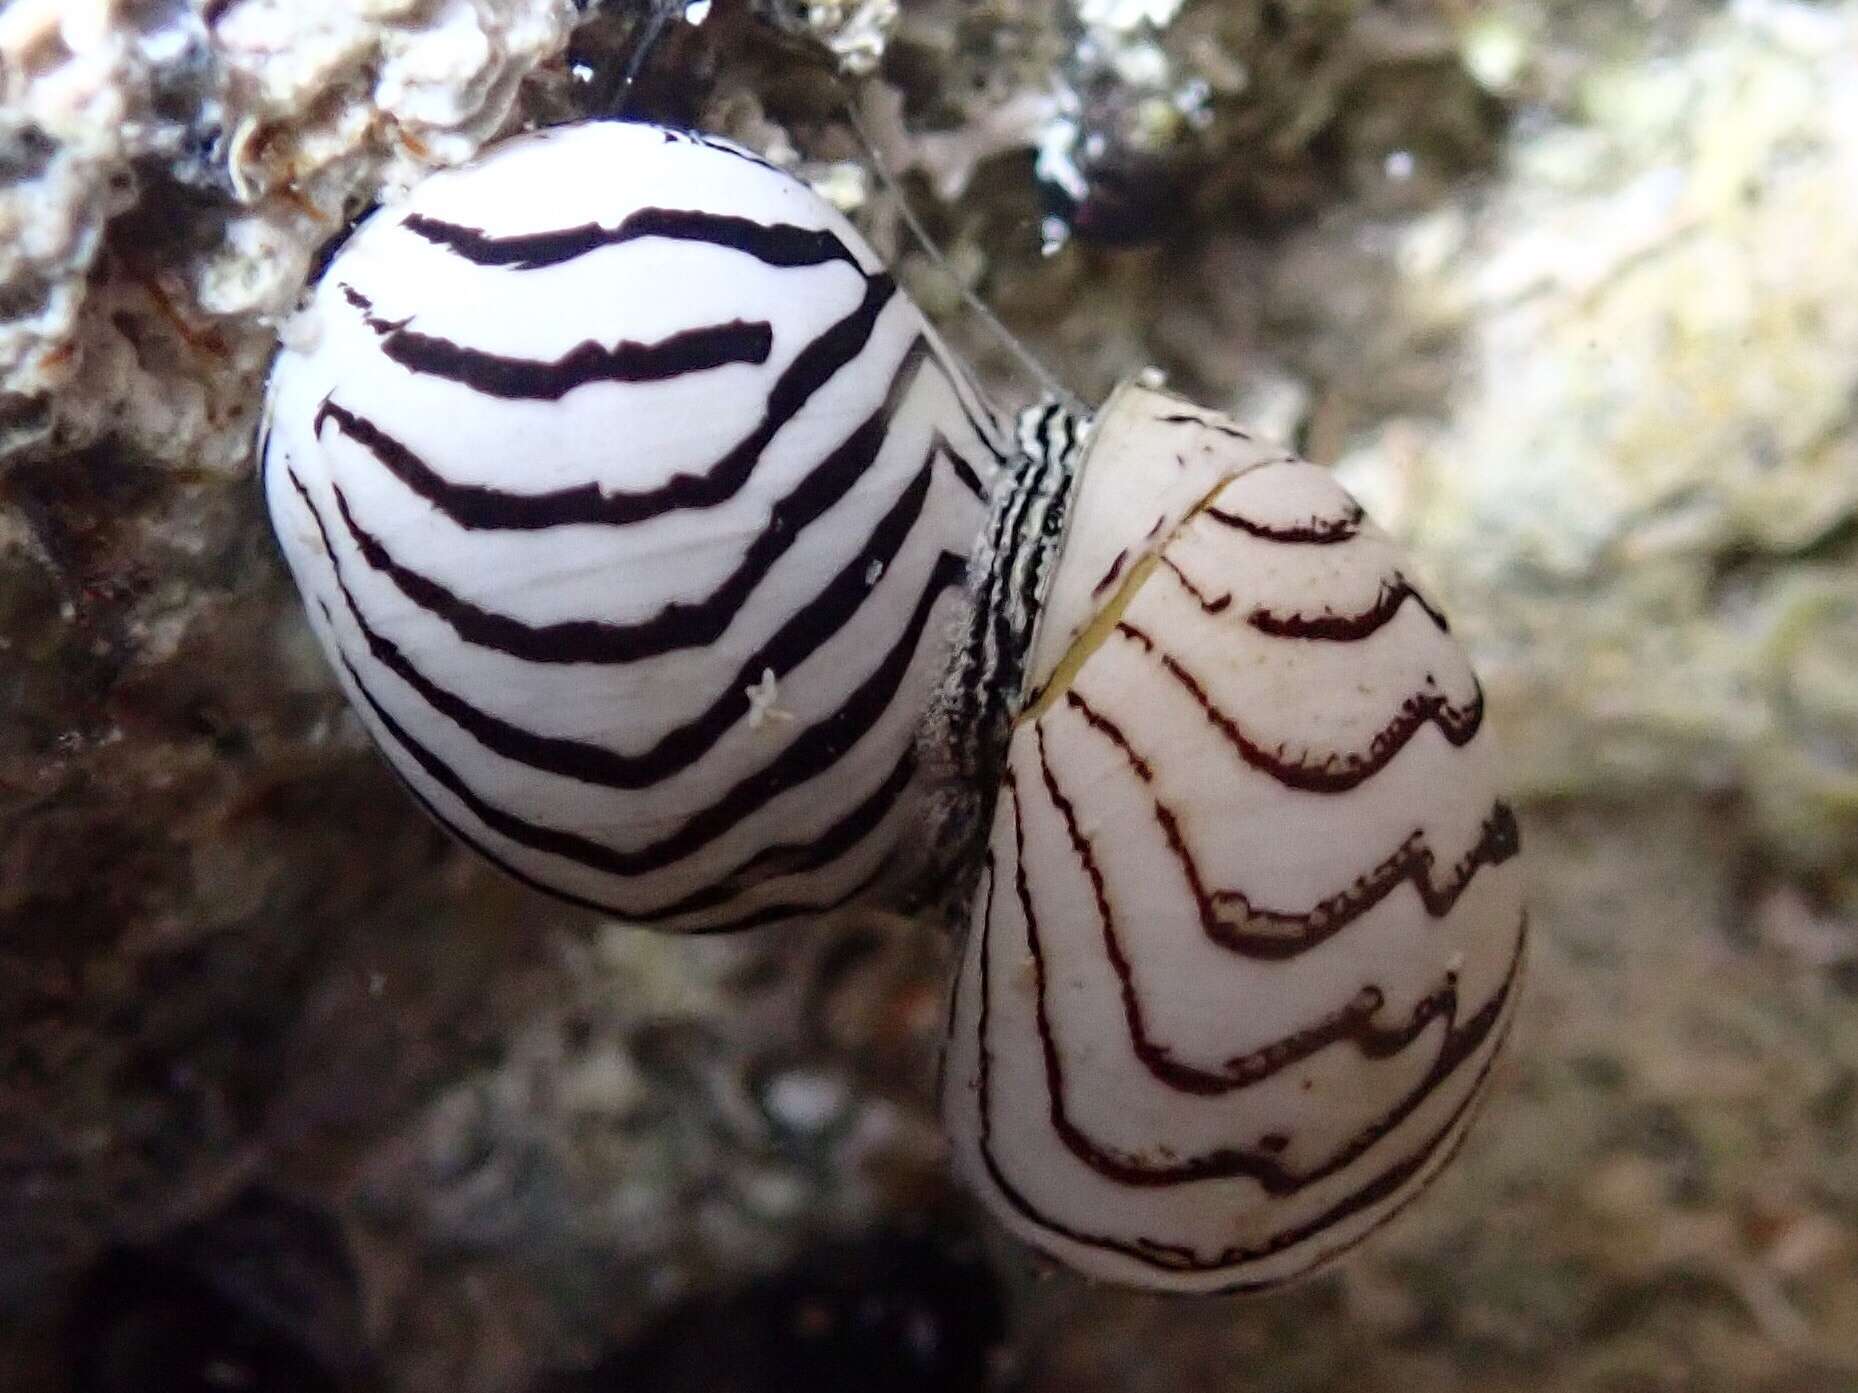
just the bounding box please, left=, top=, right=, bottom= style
left=941, top=382, right=1526, bottom=1294
left=261, top=121, right=1008, bottom=932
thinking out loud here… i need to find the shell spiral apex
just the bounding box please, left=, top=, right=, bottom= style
left=260, top=119, right=1009, bottom=933
left=939, top=382, right=1526, bottom=1294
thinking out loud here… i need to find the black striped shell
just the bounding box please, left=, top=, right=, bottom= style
left=941, top=382, right=1526, bottom=1293
left=261, top=121, right=1008, bottom=933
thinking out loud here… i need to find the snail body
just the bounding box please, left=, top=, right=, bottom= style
left=938, top=383, right=1526, bottom=1293
left=262, top=120, right=1007, bottom=932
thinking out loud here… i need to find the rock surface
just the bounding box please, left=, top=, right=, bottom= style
left=3, top=1, right=1854, bottom=1390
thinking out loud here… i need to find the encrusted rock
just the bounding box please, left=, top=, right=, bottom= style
left=0, top=0, right=576, bottom=471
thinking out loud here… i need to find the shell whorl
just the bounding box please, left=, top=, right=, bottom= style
left=940, top=383, right=1526, bottom=1293
left=262, top=120, right=1010, bottom=933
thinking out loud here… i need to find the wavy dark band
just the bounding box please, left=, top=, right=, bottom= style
left=292, top=451, right=944, bottom=790
left=319, top=270, right=898, bottom=530
left=1116, top=622, right=1484, bottom=793
left=342, top=282, right=770, bottom=400
left=319, top=539, right=965, bottom=880
left=402, top=206, right=865, bottom=273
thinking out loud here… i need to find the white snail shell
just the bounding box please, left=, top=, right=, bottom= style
left=261, top=120, right=1008, bottom=932
left=941, top=382, right=1526, bottom=1294
left=259, top=114, right=1524, bottom=1290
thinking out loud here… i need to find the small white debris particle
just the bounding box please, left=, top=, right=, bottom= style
left=763, top=1067, right=851, bottom=1135
left=744, top=668, right=794, bottom=729
left=865, top=559, right=884, bottom=585
left=277, top=305, right=323, bottom=353
left=810, top=161, right=870, bottom=215
left=1040, top=215, right=1072, bottom=257
left=683, top=0, right=712, bottom=24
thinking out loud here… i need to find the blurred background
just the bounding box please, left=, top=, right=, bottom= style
left=1, top=0, right=1854, bottom=1388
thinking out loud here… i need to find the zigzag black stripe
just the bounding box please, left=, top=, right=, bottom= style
left=340, top=616, right=917, bottom=928
left=289, top=447, right=943, bottom=789
left=402, top=206, right=866, bottom=272
left=364, top=697, right=896, bottom=933
left=622, top=747, right=919, bottom=925
left=328, top=339, right=940, bottom=665
left=319, top=272, right=899, bottom=529
left=655, top=125, right=788, bottom=177
left=329, top=548, right=966, bottom=879
left=342, top=283, right=771, bottom=399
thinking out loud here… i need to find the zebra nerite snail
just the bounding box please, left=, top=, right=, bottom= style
left=262, top=121, right=1008, bottom=933
left=941, top=384, right=1525, bottom=1292
left=261, top=119, right=1525, bottom=1294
